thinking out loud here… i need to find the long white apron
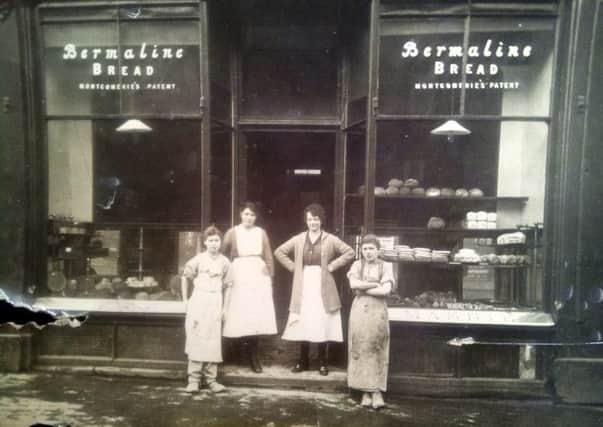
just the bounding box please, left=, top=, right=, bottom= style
left=282, top=266, right=343, bottom=342
left=185, top=272, right=223, bottom=362
left=222, top=226, right=277, bottom=337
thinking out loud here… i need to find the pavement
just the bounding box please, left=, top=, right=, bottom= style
left=1, top=373, right=602, bottom=427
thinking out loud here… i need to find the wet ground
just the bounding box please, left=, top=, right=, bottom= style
left=0, top=373, right=601, bottom=427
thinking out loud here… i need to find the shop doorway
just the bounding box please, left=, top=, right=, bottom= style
left=232, top=130, right=340, bottom=368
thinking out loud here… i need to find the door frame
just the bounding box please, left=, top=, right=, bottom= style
left=233, top=126, right=345, bottom=236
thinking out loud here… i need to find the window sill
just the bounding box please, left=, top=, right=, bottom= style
left=34, top=297, right=185, bottom=315
left=388, top=307, right=554, bottom=327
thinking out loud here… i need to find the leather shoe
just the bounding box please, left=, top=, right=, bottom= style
left=291, top=361, right=308, bottom=373
left=250, top=354, right=263, bottom=373
left=318, top=364, right=329, bottom=376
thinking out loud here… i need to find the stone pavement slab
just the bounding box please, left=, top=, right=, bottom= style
left=0, top=373, right=602, bottom=427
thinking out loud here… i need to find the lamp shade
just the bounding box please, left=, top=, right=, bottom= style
left=430, top=120, right=471, bottom=136
left=116, top=119, right=152, bottom=133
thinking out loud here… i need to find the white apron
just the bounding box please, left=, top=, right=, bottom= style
left=282, top=266, right=343, bottom=342
left=223, top=226, right=277, bottom=337
left=184, top=253, right=226, bottom=362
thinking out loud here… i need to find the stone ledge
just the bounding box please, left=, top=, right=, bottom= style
left=0, top=333, right=32, bottom=372
left=389, top=374, right=548, bottom=399
left=554, top=358, right=603, bottom=404
left=33, top=362, right=550, bottom=399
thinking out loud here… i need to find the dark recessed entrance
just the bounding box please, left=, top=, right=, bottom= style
left=242, top=131, right=335, bottom=322
left=229, top=131, right=342, bottom=368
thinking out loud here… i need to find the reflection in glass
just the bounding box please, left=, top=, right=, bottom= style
left=93, top=120, right=201, bottom=224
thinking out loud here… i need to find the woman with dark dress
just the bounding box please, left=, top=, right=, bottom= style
left=274, top=203, right=355, bottom=375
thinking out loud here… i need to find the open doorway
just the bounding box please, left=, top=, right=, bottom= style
left=241, top=131, right=336, bottom=330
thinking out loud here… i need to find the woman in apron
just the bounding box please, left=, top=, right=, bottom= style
left=347, top=234, right=394, bottom=409
left=222, top=202, right=277, bottom=373
left=182, top=226, right=232, bottom=393
left=275, top=203, right=355, bottom=375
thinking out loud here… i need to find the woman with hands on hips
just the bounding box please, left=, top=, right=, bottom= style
left=274, top=203, right=354, bottom=376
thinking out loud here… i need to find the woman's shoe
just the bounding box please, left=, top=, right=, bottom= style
left=208, top=382, right=226, bottom=393
left=371, top=391, right=385, bottom=410
left=291, top=361, right=308, bottom=373
left=360, top=392, right=372, bottom=407
left=318, top=363, right=329, bottom=376
left=250, top=352, right=263, bottom=373
left=185, top=382, right=199, bottom=394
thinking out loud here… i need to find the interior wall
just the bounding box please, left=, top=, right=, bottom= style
left=48, top=121, right=93, bottom=222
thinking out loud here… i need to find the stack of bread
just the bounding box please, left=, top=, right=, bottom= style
left=453, top=248, right=481, bottom=263
left=466, top=211, right=497, bottom=229
left=496, top=231, right=526, bottom=245
left=413, top=247, right=432, bottom=262
left=479, top=253, right=530, bottom=265
left=432, top=250, right=451, bottom=263
left=396, top=245, right=414, bottom=261
left=379, top=248, right=398, bottom=262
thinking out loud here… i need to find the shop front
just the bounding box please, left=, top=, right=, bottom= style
left=1, top=0, right=602, bottom=401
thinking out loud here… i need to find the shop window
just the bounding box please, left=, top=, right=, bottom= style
left=38, top=4, right=217, bottom=305
left=379, top=18, right=465, bottom=116
left=43, top=23, right=120, bottom=116
left=350, top=119, right=547, bottom=312
left=379, top=10, right=556, bottom=117
left=41, top=9, right=201, bottom=116
left=118, top=21, right=201, bottom=115
left=465, top=17, right=556, bottom=116
left=46, top=119, right=202, bottom=301
left=92, top=120, right=202, bottom=224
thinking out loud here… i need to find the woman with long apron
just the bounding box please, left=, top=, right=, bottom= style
left=222, top=202, right=277, bottom=373
left=347, top=234, right=394, bottom=409
left=275, top=203, right=355, bottom=375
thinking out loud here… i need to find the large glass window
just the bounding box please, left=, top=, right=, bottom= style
left=42, top=10, right=200, bottom=116
left=379, top=18, right=465, bottom=115
left=41, top=4, right=208, bottom=303
left=344, top=1, right=557, bottom=318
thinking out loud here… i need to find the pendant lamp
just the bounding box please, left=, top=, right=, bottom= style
left=430, top=120, right=471, bottom=141
left=116, top=119, right=152, bottom=133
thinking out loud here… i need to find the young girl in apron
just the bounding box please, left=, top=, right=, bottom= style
left=182, top=226, right=232, bottom=393
left=347, top=234, right=395, bottom=409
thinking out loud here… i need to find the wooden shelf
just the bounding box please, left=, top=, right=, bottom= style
left=380, top=257, right=529, bottom=269
left=346, top=193, right=528, bottom=203
left=346, top=226, right=520, bottom=238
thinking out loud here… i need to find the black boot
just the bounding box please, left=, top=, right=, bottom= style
left=248, top=337, right=263, bottom=373
left=317, top=343, right=329, bottom=376
left=291, top=342, right=309, bottom=373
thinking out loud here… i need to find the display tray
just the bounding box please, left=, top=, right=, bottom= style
left=34, top=297, right=185, bottom=315
left=387, top=307, right=554, bottom=327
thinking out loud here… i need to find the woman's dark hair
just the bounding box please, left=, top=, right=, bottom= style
left=361, top=234, right=380, bottom=249
left=303, top=203, right=326, bottom=224
left=239, top=201, right=260, bottom=220
left=202, top=225, right=223, bottom=246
